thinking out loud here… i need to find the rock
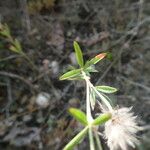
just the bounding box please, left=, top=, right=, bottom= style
left=35, top=92, right=50, bottom=108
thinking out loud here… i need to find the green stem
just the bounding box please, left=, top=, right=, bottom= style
left=82, top=71, right=93, bottom=123
left=94, top=131, right=103, bottom=150
left=63, top=126, right=89, bottom=150
left=21, top=52, right=38, bottom=72
left=86, top=80, right=93, bottom=122
left=89, top=127, right=95, bottom=150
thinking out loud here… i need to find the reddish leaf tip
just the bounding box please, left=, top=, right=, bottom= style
left=95, top=53, right=107, bottom=59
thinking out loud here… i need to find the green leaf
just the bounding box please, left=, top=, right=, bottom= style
left=0, top=24, right=10, bottom=37
left=63, top=126, right=88, bottom=150
left=66, top=75, right=83, bottom=80
left=9, top=39, right=23, bottom=54
left=92, top=113, right=111, bottom=125
left=9, top=45, right=19, bottom=53
left=59, top=69, right=81, bottom=80
left=69, top=108, right=87, bottom=125
left=84, top=53, right=107, bottom=69
left=85, top=53, right=107, bottom=68
left=73, top=41, right=84, bottom=67
left=96, top=86, right=118, bottom=93
left=14, top=39, right=22, bottom=52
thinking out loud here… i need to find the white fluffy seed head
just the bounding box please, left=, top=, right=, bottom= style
left=36, top=92, right=50, bottom=108
left=104, top=107, right=141, bottom=150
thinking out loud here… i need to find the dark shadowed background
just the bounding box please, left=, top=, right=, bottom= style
left=0, top=0, right=150, bottom=149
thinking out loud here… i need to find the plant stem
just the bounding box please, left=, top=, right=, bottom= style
left=82, top=71, right=95, bottom=150
left=86, top=80, right=93, bottom=122
left=82, top=71, right=93, bottom=122
left=63, top=126, right=89, bottom=150
left=94, top=131, right=103, bottom=150
left=89, top=127, right=95, bottom=150
left=21, top=52, right=38, bottom=72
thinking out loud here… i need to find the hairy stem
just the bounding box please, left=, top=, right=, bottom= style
left=94, top=131, right=103, bottom=150
left=89, top=127, right=95, bottom=150
left=82, top=71, right=93, bottom=122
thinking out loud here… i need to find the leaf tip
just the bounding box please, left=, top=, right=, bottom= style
left=95, top=53, right=107, bottom=59
left=73, top=41, right=78, bottom=45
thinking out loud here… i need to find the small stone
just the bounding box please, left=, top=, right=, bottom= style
left=35, top=92, right=50, bottom=108
left=23, top=115, right=32, bottom=122
left=43, top=59, right=50, bottom=70
left=69, top=52, right=77, bottom=65
left=51, top=60, right=59, bottom=76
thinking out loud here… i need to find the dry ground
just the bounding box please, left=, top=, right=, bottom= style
left=0, top=0, right=150, bottom=149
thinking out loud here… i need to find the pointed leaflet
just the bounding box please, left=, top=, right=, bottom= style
left=59, top=69, right=81, bottom=80
left=9, top=39, right=23, bottom=54
left=92, top=113, right=111, bottom=125
left=85, top=53, right=107, bottom=68
left=69, top=108, right=87, bottom=125
left=63, top=126, right=88, bottom=150
left=96, top=85, right=117, bottom=93
left=14, top=39, right=22, bottom=52
left=95, top=53, right=107, bottom=60
left=73, top=41, right=84, bottom=67
left=9, top=45, right=20, bottom=54
left=0, top=24, right=10, bottom=37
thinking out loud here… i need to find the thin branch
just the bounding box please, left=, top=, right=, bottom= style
left=5, top=78, right=13, bottom=117
left=120, top=76, right=150, bottom=93
left=0, top=71, right=36, bottom=93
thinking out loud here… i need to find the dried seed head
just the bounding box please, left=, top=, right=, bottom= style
left=104, top=107, right=141, bottom=150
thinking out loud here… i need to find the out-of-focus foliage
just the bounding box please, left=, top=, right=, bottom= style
left=27, top=0, right=56, bottom=14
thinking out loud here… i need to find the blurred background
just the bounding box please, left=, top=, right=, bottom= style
left=0, top=0, right=150, bottom=149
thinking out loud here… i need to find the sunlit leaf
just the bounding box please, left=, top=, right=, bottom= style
left=69, top=108, right=87, bottom=125
left=59, top=69, right=81, bottom=80
left=92, top=113, right=111, bottom=125
left=91, top=53, right=107, bottom=64
left=85, top=53, right=107, bottom=68
left=96, top=85, right=117, bottom=93
left=73, top=41, right=84, bottom=67
left=63, top=126, right=88, bottom=150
